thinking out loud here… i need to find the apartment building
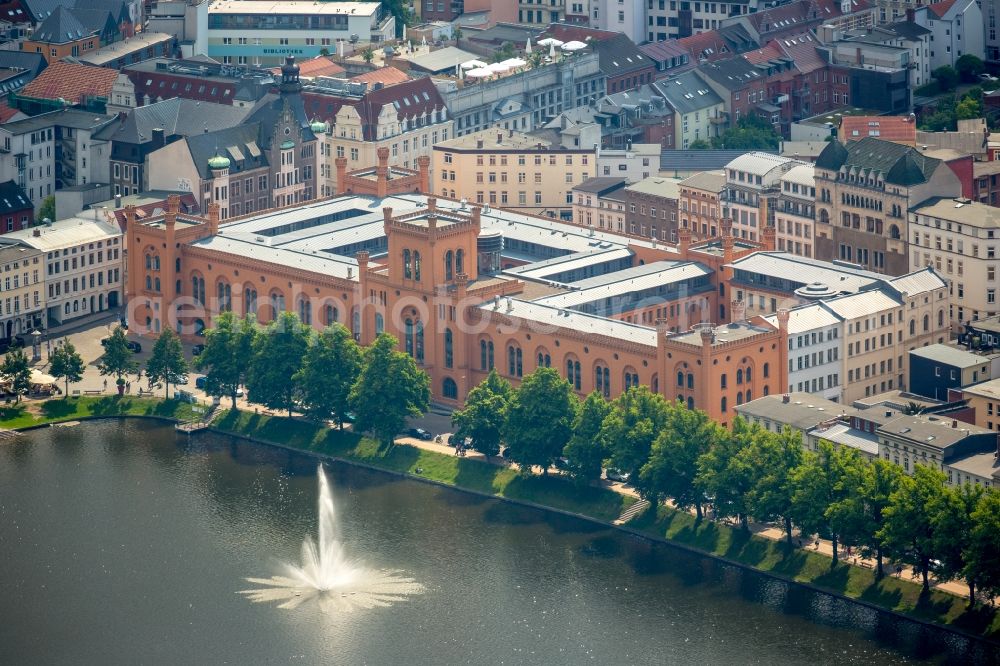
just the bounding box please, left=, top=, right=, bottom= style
left=722, top=152, right=802, bottom=243
left=651, top=71, right=725, bottom=150
left=432, top=128, right=595, bottom=218
left=6, top=215, right=123, bottom=327
left=623, top=176, right=682, bottom=242
left=774, top=163, right=816, bottom=258
left=0, top=242, right=43, bottom=339
left=303, top=77, right=452, bottom=197
left=913, top=0, right=985, bottom=71
left=813, top=137, right=963, bottom=276
left=909, top=197, right=1000, bottom=329
left=763, top=302, right=844, bottom=401
left=571, top=177, right=628, bottom=231
left=678, top=170, right=725, bottom=240
left=595, top=144, right=660, bottom=182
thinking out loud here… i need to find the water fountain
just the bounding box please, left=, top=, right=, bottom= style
left=240, top=465, right=423, bottom=612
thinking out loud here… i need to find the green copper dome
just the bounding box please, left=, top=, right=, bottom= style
left=280, top=139, right=296, bottom=150
left=310, top=119, right=327, bottom=133
left=207, top=154, right=231, bottom=170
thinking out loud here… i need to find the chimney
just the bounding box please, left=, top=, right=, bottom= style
left=906, top=7, right=914, bottom=21
left=476, top=138, right=484, bottom=149
left=782, top=394, right=790, bottom=403
left=952, top=419, right=958, bottom=428
left=32, top=227, right=40, bottom=237
left=497, top=132, right=503, bottom=144
left=207, top=202, right=220, bottom=235
left=115, top=194, right=122, bottom=209
left=151, top=127, right=165, bottom=149
left=494, top=295, right=500, bottom=310
left=416, top=155, right=430, bottom=194
left=335, top=156, right=348, bottom=194
left=376, top=146, right=390, bottom=199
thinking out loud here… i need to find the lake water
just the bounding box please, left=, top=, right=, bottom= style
left=0, top=420, right=995, bottom=665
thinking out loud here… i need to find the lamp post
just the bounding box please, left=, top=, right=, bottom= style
left=30, top=329, right=41, bottom=362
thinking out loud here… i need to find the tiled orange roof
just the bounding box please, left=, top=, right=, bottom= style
left=349, top=67, right=409, bottom=87
left=840, top=116, right=917, bottom=145
left=271, top=56, right=344, bottom=79
left=742, top=43, right=784, bottom=66
left=928, top=0, right=958, bottom=17
left=20, top=61, right=119, bottom=104
left=0, top=100, right=21, bottom=123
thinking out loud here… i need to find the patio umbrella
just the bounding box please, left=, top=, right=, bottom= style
left=562, top=40, right=587, bottom=51
left=30, top=369, right=56, bottom=385
left=525, top=38, right=532, bottom=54
left=549, top=42, right=556, bottom=59
left=461, top=59, right=487, bottom=69
left=488, top=62, right=510, bottom=73
left=502, top=58, right=527, bottom=67
left=537, top=37, right=563, bottom=47
left=465, top=68, right=492, bottom=78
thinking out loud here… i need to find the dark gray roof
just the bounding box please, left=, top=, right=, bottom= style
left=573, top=177, right=628, bottom=195
left=661, top=149, right=773, bottom=171
left=1, top=108, right=114, bottom=134
left=184, top=123, right=267, bottom=180
left=818, top=136, right=941, bottom=186
left=93, top=97, right=251, bottom=144
left=591, top=35, right=653, bottom=78
left=467, top=22, right=541, bottom=45
left=652, top=71, right=723, bottom=115
left=0, top=180, right=32, bottom=214
left=0, top=51, right=47, bottom=80
left=847, top=22, right=931, bottom=44
left=698, top=56, right=766, bottom=91
left=33, top=5, right=91, bottom=44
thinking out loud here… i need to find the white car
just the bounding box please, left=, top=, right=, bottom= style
left=606, top=468, right=631, bottom=483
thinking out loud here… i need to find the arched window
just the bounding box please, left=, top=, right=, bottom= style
left=566, top=358, right=581, bottom=391
left=736, top=368, right=744, bottom=385
left=763, top=385, right=770, bottom=396
left=403, top=249, right=412, bottom=279
left=537, top=349, right=551, bottom=368
left=64, top=302, right=70, bottom=314
left=480, top=339, right=494, bottom=370
left=298, top=296, right=311, bottom=324
left=508, top=345, right=523, bottom=377
left=244, top=287, right=258, bottom=316
left=736, top=392, right=743, bottom=406
left=145, top=275, right=151, bottom=290
left=721, top=373, right=727, bottom=389
left=763, top=363, right=769, bottom=379
left=445, top=250, right=454, bottom=281
left=624, top=369, right=639, bottom=390
left=154, top=277, right=160, bottom=292
left=445, top=328, right=453, bottom=368
left=145, top=254, right=151, bottom=269
left=721, top=397, right=727, bottom=413
left=176, top=280, right=182, bottom=295
left=889, top=224, right=900, bottom=239
left=405, top=318, right=414, bottom=356
left=352, top=309, right=360, bottom=339
left=745, top=389, right=752, bottom=403
left=677, top=371, right=684, bottom=387
left=745, top=367, right=752, bottom=383
left=270, top=291, right=285, bottom=320
left=413, top=251, right=422, bottom=281
left=191, top=276, right=205, bottom=306
left=218, top=281, right=232, bottom=312
left=652, top=374, right=659, bottom=393
left=687, top=373, right=694, bottom=389
left=937, top=309, right=944, bottom=328
left=923, top=314, right=929, bottom=332
left=175, top=258, right=181, bottom=272
left=443, top=377, right=458, bottom=399
left=326, top=304, right=338, bottom=324
left=153, top=256, right=160, bottom=270
left=456, top=249, right=464, bottom=275
left=595, top=364, right=610, bottom=398
left=909, top=318, right=916, bottom=335
left=375, top=313, right=384, bottom=335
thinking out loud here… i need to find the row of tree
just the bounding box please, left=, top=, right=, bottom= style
left=453, top=368, right=1000, bottom=604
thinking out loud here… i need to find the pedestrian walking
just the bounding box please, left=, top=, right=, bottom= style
left=103, top=378, right=108, bottom=391
left=126, top=381, right=130, bottom=393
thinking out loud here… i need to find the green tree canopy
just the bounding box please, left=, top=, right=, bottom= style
left=640, top=402, right=720, bottom=518
left=49, top=341, right=84, bottom=396
left=854, top=459, right=904, bottom=578
left=932, top=482, right=984, bottom=605
left=1, top=348, right=30, bottom=402
left=965, top=488, right=1000, bottom=601
left=38, top=195, right=55, bottom=223
left=741, top=427, right=804, bottom=544
left=711, top=114, right=780, bottom=150
left=349, top=333, right=430, bottom=447
left=145, top=328, right=187, bottom=399
left=293, top=324, right=363, bottom=427
left=932, top=65, right=960, bottom=92
left=955, top=54, right=985, bottom=82
left=451, top=369, right=512, bottom=459
left=502, top=367, right=578, bottom=474
left=697, top=417, right=758, bottom=529
left=877, top=464, right=948, bottom=592
left=601, top=386, right=670, bottom=480
left=246, top=311, right=310, bottom=416
left=196, top=312, right=257, bottom=409
left=790, top=440, right=864, bottom=562
left=98, top=326, right=138, bottom=383
left=563, top=391, right=612, bottom=484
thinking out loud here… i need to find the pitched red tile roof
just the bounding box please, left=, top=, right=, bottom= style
left=349, top=66, right=409, bottom=87
left=20, top=61, right=119, bottom=104
left=676, top=30, right=732, bottom=62
left=742, top=42, right=784, bottom=66
left=928, top=0, right=958, bottom=17
left=772, top=32, right=825, bottom=73
left=840, top=116, right=917, bottom=145
left=542, top=25, right=619, bottom=43
left=0, top=100, right=22, bottom=123
left=270, top=56, right=344, bottom=80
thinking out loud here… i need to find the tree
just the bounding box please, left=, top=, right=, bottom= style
left=491, top=42, right=517, bottom=63
left=246, top=311, right=310, bottom=416
left=640, top=403, right=720, bottom=519
left=877, top=464, right=948, bottom=592
left=293, top=324, right=363, bottom=427
left=451, top=370, right=512, bottom=459
left=361, top=47, right=375, bottom=64
left=196, top=312, right=257, bottom=409
left=349, top=333, right=430, bottom=447
left=48, top=341, right=84, bottom=396
left=319, top=47, right=330, bottom=57
left=955, top=54, right=985, bottom=82
left=688, top=139, right=711, bottom=150
left=741, top=427, right=804, bottom=545
left=697, top=417, right=758, bottom=529
left=38, top=195, right=55, bottom=223
left=965, top=488, right=1000, bottom=602
left=563, top=391, right=612, bottom=484
left=790, top=440, right=864, bottom=562
left=502, top=367, right=577, bottom=474
left=145, top=328, right=187, bottom=399
left=932, top=482, right=984, bottom=605
left=1, top=349, right=30, bottom=403
left=98, top=326, right=138, bottom=386
left=711, top=114, right=780, bottom=150
left=601, top=386, right=670, bottom=480
left=955, top=95, right=982, bottom=121
left=854, top=459, right=904, bottom=578
left=932, top=65, right=960, bottom=92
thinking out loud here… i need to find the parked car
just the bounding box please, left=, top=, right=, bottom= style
left=980, top=73, right=998, bottom=82
left=606, top=468, right=631, bottom=483
left=407, top=427, right=433, bottom=440
left=195, top=376, right=207, bottom=390
left=100, top=338, right=141, bottom=353
left=191, top=344, right=205, bottom=356
left=173, top=376, right=188, bottom=386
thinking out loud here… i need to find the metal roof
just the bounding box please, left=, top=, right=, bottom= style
left=822, top=289, right=901, bottom=319
left=909, top=344, right=991, bottom=369
left=728, top=251, right=883, bottom=293
left=809, top=422, right=880, bottom=456
left=887, top=269, right=946, bottom=296
left=504, top=247, right=633, bottom=281
left=736, top=392, right=849, bottom=430
left=6, top=216, right=120, bottom=251
left=479, top=298, right=658, bottom=348
left=724, top=151, right=801, bottom=177
left=531, top=261, right=712, bottom=308
left=762, top=302, right=842, bottom=333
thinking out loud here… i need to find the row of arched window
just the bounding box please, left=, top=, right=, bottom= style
left=444, top=249, right=466, bottom=281
left=402, top=249, right=422, bottom=281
